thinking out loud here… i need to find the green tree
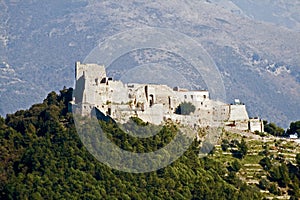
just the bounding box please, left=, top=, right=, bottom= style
left=269, top=183, right=280, bottom=195
left=264, top=121, right=285, bottom=136
left=259, top=157, right=272, bottom=171
left=296, top=154, right=300, bottom=168
left=238, top=138, right=248, bottom=159
left=258, top=178, right=270, bottom=190
left=230, top=159, right=242, bottom=172
left=270, top=163, right=290, bottom=188
left=221, top=139, right=229, bottom=151
left=286, top=121, right=300, bottom=137
left=175, top=102, right=196, bottom=115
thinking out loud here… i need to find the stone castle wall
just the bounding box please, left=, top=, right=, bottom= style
left=71, top=62, right=264, bottom=132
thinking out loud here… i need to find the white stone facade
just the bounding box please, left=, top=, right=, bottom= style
left=71, top=62, right=264, bottom=132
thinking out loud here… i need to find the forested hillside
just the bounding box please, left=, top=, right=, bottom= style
left=0, top=88, right=299, bottom=199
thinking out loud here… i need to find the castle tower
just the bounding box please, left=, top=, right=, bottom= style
left=73, top=62, right=107, bottom=116
left=75, top=61, right=106, bottom=82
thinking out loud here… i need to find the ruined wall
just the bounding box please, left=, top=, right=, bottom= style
left=137, top=104, right=164, bottom=125
left=73, top=62, right=263, bottom=133
left=75, top=62, right=106, bottom=103
left=176, top=91, right=209, bottom=103
left=75, top=61, right=106, bottom=82
left=228, top=105, right=249, bottom=121
left=249, top=118, right=264, bottom=132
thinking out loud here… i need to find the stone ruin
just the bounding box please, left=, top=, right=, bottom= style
left=70, top=62, right=264, bottom=132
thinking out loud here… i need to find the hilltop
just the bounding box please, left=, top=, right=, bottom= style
left=1, top=88, right=300, bottom=199
left=0, top=1, right=299, bottom=128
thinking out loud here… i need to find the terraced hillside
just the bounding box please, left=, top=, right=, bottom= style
left=211, top=130, right=300, bottom=199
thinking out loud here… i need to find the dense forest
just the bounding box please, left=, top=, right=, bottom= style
left=0, top=88, right=299, bottom=199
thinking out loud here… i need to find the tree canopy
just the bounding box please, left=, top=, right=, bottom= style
left=263, top=121, right=285, bottom=137
left=175, top=102, right=196, bottom=115
left=2, top=88, right=293, bottom=199
left=286, top=121, right=300, bottom=137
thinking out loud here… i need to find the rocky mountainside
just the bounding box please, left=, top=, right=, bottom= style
left=0, top=0, right=299, bottom=127
left=215, top=0, right=300, bottom=31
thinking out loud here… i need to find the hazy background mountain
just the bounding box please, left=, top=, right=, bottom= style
left=0, top=0, right=299, bottom=128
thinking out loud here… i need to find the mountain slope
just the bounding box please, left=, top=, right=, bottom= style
left=0, top=0, right=299, bottom=127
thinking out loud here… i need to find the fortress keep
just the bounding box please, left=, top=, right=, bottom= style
left=71, top=62, right=264, bottom=132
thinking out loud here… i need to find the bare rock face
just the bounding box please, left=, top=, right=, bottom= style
left=0, top=0, right=299, bottom=127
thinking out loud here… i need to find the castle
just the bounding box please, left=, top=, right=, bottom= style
left=71, top=62, right=264, bottom=132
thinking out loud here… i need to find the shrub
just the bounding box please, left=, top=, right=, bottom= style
left=175, top=102, right=195, bottom=115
